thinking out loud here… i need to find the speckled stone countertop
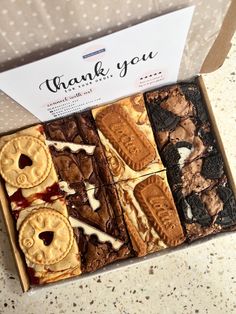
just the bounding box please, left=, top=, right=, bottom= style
left=0, top=34, right=235, bottom=314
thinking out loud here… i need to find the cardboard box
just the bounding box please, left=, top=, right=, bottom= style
left=0, top=2, right=235, bottom=292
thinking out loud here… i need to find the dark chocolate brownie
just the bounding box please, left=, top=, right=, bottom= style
left=167, top=147, right=236, bottom=241
left=69, top=183, right=132, bottom=272
left=44, top=112, right=114, bottom=188
left=145, top=82, right=217, bottom=168
left=145, top=82, right=236, bottom=241
left=45, top=113, right=132, bottom=273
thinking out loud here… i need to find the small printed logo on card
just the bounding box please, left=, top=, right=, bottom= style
left=136, top=70, right=166, bottom=89
left=82, top=46, right=106, bottom=62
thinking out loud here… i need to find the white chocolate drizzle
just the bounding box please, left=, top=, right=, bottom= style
left=59, top=181, right=76, bottom=195
left=69, top=216, right=124, bottom=250
left=85, top=182, right=100, bottom=211
left=46, top=140, right=96, bottom=155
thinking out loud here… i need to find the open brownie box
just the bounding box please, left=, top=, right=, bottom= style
left=0, top=1, right=235, bottom=292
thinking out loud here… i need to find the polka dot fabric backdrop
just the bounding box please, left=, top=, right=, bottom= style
left=0, top=0, right=231, bottom=132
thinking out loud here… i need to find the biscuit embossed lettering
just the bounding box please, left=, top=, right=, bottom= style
left=95, top=105, right=156, bottom=171
left=134, top=175, right=185, bottom=246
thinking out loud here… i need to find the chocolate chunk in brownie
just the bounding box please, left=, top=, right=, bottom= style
left=147, top=103, right=180, bottom=132
left=162, top=141, right=193, bottom=168
left=201, top=154, right=224, bottom=179
left=145, top=82, right=218, bottom=168
left=167, top=155, right=236, bottom=241
left=180, top=82, right=208, bottom=124
left=185, top=193, right=212, bottom=227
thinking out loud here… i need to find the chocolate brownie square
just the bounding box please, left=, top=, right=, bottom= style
left=145, top=82, right=217, bottom=169
left=145, top=82, right=236, bottom=241
left=44, top=112, right=114, bottom=189
left=169, top=155, right=236, bottom=241
left=67, top=183, right=132, bottom=273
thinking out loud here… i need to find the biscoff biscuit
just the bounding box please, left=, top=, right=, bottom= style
left=0, top=135, right=52, bottom=189
left=95, top=104, right=156, bottom=171
left=19, top=208, right=73, bottom=265
left=134, top=174, right=185, bottom=247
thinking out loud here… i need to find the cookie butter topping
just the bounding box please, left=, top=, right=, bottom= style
left=116, top=178, right=166, bottom=255
left=107, top=150, right=125, bottom=177
left=130, top=94, right=146, bottom=112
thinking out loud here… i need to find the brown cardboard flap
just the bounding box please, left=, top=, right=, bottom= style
left=0, top=182, right=30, bottom=292
left=201, top=0, right=236, bottom=73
